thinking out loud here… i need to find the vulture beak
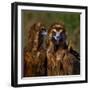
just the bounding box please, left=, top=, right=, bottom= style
left=53, top=32, right=62, bottom=44
left=52, top=31, right=66, bottom=45
left=41, top=31, right=47, bottom=36
left=41, top=28, right=47, bottom=36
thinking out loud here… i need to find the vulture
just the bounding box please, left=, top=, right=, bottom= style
left=24, top=22, right=47, bottom=77
left=47, top=22, right=80, bottom=76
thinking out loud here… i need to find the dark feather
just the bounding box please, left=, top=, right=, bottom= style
left=70, top=47, right=80, bottom=60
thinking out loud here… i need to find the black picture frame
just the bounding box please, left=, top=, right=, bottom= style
left=11, top=2, right=88, bottom=87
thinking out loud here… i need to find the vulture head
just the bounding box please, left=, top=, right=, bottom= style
left=48, top=22, right=67, bottom=51
left=29, top=22, right=47, bottom=51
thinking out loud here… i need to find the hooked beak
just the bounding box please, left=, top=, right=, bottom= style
left=53, top=32, right=61, bottom=41
left=41, top=31, right=47, bottom=36
left=41, top=27, right=47, bottom=36
left=52, top=32, right=65, bottom=44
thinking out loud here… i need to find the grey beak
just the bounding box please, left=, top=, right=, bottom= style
left=41, top=31, right=47, bottom=36
left=53, top=32, right=60, bottom=41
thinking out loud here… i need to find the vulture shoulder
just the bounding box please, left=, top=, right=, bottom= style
left=62, top=47, right=80, bottom=75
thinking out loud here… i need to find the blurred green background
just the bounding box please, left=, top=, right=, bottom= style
left=22, top=10, right=80, bottom=53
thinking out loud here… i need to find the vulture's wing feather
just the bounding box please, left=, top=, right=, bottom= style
left=70, top=47, right=80, bottom=60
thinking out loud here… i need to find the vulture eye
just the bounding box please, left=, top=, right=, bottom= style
left=52, top=31, right=56, bottom=36
left=41, top=28, right=46, bottom=31
left=52, top=29, right=57, bottom=35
